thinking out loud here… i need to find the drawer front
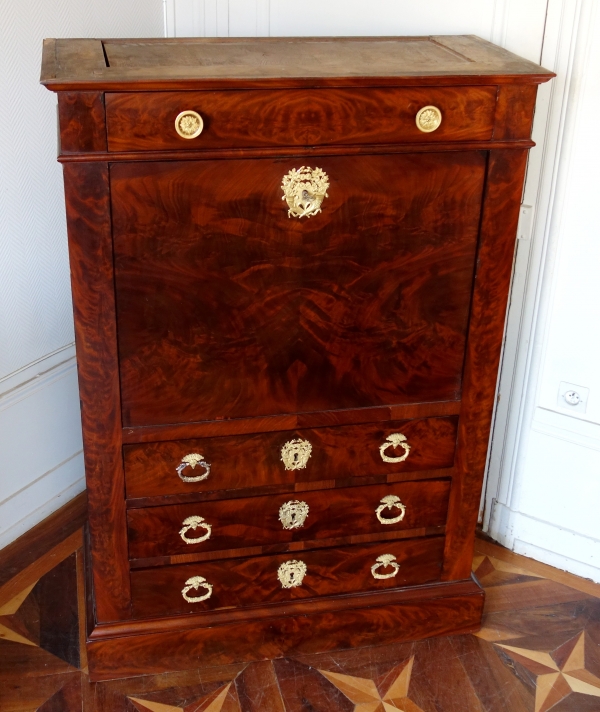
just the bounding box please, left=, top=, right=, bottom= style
left=127, top=479, right=450, bottom=560
left=105, top=86, right=497, bottom=152
left=131, top=536, right=444, bottom=617
left=113, top=153, right=485, bottom=426
left=124, top=416, right=457, bottom=499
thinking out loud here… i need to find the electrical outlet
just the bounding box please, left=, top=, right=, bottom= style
left=557, top=381, right=589, bottom=413
left=517, top=204, right=533, bottom=241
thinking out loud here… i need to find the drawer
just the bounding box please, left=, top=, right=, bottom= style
left=131, top=536, right=444, bottom=617
left=127, top=479, right=450, bottom=560
left=124, top=416, right=458, bottom=499
left=105, top=86, right=497, bottom=152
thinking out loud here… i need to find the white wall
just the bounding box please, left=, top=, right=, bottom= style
left=165, top=0, right=548, bottom=49
left=485, top=0, right=600, bottom=582
left=0, top=0, right=164, bottom=548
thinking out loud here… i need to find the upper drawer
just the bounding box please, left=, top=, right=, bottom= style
left=124, top=416, right=458, bottom=500
left=105, top=86, right=497, bottom=152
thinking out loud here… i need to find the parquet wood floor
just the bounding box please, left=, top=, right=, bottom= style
left=1, top=531, right=599, bottom=711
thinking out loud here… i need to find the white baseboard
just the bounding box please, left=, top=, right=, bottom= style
left=0, top=346, right=85, bottom=548
left=0, top=460, right=85, bottom=549
left=488, top=501, right=600, bottom=583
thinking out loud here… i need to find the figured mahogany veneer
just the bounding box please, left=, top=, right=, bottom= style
left=105, top=86, right=497, bottom=152
left=131, top=536, right=445, bottom=617
left=124, top=417, right=458, bottom=499
left=112, top=153, right=484, bottom=426
left=127, top=479, right=450, bottom=560
left=41, top=35, right=553, bottom=680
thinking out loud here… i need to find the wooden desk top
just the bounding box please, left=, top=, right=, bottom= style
left=41, top=35, right=554, bottom=91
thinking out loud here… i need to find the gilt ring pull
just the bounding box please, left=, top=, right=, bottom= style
left=371, top=554, right=400, bottom=580
left=375, top=495, right=406, bottom=525
left=179, top=515, right=212, bottom=544
left=181, top=575, right=213, bottom=603
left=379, top=433, right=411, bottom=463
left=281, top=166, right=330, bottom=219
left=176, top=453, right=211, bottom=482
left=175, top=110, right=204, bottom=139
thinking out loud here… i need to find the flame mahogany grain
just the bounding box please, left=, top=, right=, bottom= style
left=123, top=417, right=458, bottom=499
left=87, top=577, right=485, bottom=680
left=62, top=163, right=130, bottom=621
left=442, top=149, right=529, bottom=580
left=112, top=153, right=485, bottom=426
left=127, top=479, right=451, bottom=560
left=130, top=537, right=445, bottom=617
left=105, top=86, right=497, bottom=152
left=57, top=92, right=106, bottom=153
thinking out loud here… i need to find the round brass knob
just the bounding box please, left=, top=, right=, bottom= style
left=415, top=105, right=442, bottom=133
left=175, top=110, right=204, bottom=139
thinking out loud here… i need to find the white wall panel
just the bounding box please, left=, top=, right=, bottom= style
left=0, top=0, right=164, bottom=380
left=269, top=0, right=496, bottom=38
left=170, top=0, right=547, bottom=47
left=485, top=0, right=600, bottom=582
left=0, top=353, right=84, bottom=548
left=0, top=356, right=81, bottom=504
left=0, top=0, right=164, bottom=546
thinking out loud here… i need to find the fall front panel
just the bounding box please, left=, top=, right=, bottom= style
left=111, top=152, right=486, bottom=426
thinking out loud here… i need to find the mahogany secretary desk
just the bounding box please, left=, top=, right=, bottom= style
left=41, top=36, right=553, bottom=680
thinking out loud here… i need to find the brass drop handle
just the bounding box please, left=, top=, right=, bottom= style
left=375, top=495, right=406, bottom=524
left=415, top=105, right=442, bottom=133
left=175, top=110, right=204, bottom=139
left=279, top=500, right=310, bottom=530
left=379, top=433, right=411, bottom=463
left=179, top=515, right=212, bottom=544
left=176, top=453, right=211, bottom=482
left=181, top=575, right=213, bottom=603
left=277, top=559, right=307, bottom=589
left=281, top=166, right=330, bottom=218
left=371, top=554, right=400, bottom=580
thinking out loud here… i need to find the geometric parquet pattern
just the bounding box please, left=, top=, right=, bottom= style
left=2, top=540, right=600, bottom=711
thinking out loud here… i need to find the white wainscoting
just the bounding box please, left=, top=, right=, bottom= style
left=0, top=345, right=84, bottom=548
